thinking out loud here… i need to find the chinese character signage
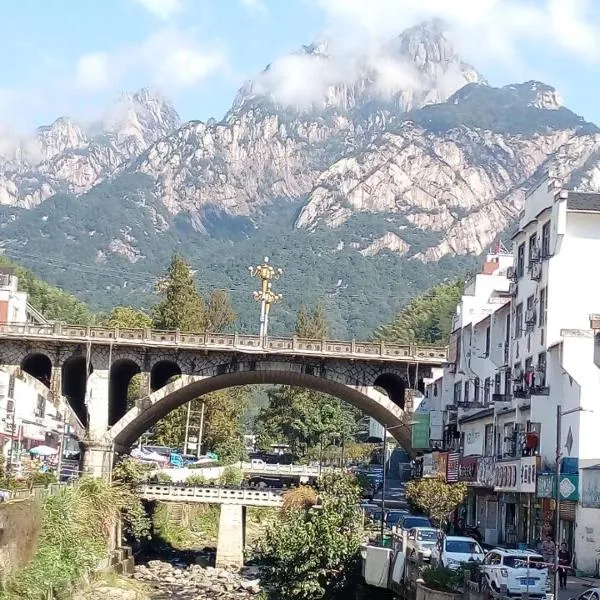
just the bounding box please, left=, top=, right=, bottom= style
left=438, top=452, right=449, bottom=481
left=447, top=452, right=460, bottom=482
left=537, top=473, right=579, bottom=501
left=494, top=459, right=519, bottom=491
left=477, top=456, right=495, bottom=488
left=458, top=456, right=478, bottom=482
left=411, top=412, right=430, bottom=449
left=520, top=456, right=538, bottom=493
left=581, top=468, right=600, bottom=507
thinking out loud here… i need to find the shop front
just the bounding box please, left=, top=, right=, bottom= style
left=464, top=455, right=499, bottom=546
left=494, top=456, right=538, bottom=547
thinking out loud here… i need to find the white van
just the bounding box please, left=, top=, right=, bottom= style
left=482, top=549, right=548, bottom=598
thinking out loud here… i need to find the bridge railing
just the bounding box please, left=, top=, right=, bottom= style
left=0, top=323, right=448, bottom=362
left=242, top=463, right=332, bottom=475
left=137, top=483, right=284, bottom=506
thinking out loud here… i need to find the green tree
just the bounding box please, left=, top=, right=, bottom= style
left=405, top=476, right=467, bottom=530
left=152, top=253, right=206, bottom=332
left=296, top=302, right=328, bottom=338
left=375, top=279, right=463, bottom=345
left=205, top=289, right=237, bottom=332
left=106, top=306, right=152, bottom=329
left=257, top=471, right=362, bottom=599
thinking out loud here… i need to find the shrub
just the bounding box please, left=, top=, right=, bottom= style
left=281, top=485, right=317, bottom=511
left=112, top=457, right=154, bottom=484
left=149, top=471, right=172, bottom=483
left=184, top=474, right=207, bottom=486
left=218, top=466, right=244, bottom=486
left=421, top=565, right=462, bottom=593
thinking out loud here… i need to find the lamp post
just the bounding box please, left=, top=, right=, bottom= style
left=379, top=420, right=415, bottom=544
left=553, top=405, right=589, bottom=598
left=248, top=257, right=283, bottom=342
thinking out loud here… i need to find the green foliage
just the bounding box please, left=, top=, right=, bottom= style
left=151, top=471, right=172, bottom=483
left=405, top=477, right=467, bottom=530
left=1, top=477, right=147, bottom=599
left=218, top=466, right=244, bottom=486
left=184, top=473, right=207, bottom=486
left=152, top=253, right=206, bottom=331
left=257, top=472, right=362, bottom=600
left=105, top=306, right=152, bottom=329
left=206, top=289, right=237, bottom=332
left=296, top=302, right=328, bottom=338
left=255, top=386, right=359, bottom=456
left=421, top=565, right=463, bottom=593
left=0, top=256, right=92, bottom=324
left=375, top=279, right=463, bottom=344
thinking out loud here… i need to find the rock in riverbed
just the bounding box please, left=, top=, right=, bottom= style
left=134, top=560, right=261, bottom=599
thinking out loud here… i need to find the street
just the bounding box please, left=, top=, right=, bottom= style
left=558, top=577, right=600, bottom=600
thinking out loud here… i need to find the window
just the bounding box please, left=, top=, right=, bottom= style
left=541, top=221, right=551, bottom=258
left=484, top=377, right=491, bottom=404
left=504, top=369, right=512, bottom=396
left=494, top=372, right=501, bottom=394
left=474, top=378, right=480, bottom=403
left=504, top=422, right=515, bottom=455
left=454, top=382, right=461, bottom=405
left=464, top=381, right=470, bottom=403
left=537, top=352, right=547, bottom=386
left=515, top=303, right=523, bottom=338
left=35, top=394, right=45, bottom=418
left=527, top=295, right=534, bottom=311
left=528, top=233, right=538, bottom=267
left=484, top=424, right=494, bottom=456
left=485, top=326, right=491, bottom=357
left=539, top=287, right=547, bottom=326
left=517, top=243, right=525, bottom=277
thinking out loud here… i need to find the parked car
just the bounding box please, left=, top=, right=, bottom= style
left=568, top=588, right=600, bottom=600
left=406, top=527, right=440, bottom=562
left=482, top=549, right=548, bottom=598
left=430, top=535, right=485, bottom=569
left=385, top=509, right=409, bottom=529
left=396, top=514, right=433, bottom=533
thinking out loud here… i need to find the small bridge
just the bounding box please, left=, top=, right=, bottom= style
left=137, top=483, right=284, bottom=507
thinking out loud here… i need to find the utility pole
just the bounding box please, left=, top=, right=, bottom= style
left=183, top=402, right=192, bottom=455
left=380, top=424, right=388, bottom=544
left=197, top=402, right=205, bottom=459
left=554, top=404, right=561, bottom=600
left=249, top=257, right=283, bottom=342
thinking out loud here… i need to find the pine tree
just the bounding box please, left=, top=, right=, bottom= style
left=206, top=289, right=237, bottom=332
left=152, top=254, right=207, bottom=332
left=295, top=302, right=328, bottom=338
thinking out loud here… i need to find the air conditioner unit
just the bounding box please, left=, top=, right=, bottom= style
left=525, top=309, right=536, bottom=324
left=447, top=363, right=457, bottom=374
left=508, top=282, right=518, bottom=296
left=531, top=261, right=542, bottom=281
left=506, top=266, right=517, bottom=281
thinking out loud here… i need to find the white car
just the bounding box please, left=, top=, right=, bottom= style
left=568, top=588, right=600, bottom=600
left=430, top=535, right=485, bottom=570
left=406, top=527, right=440, bottom=562
left=482, top=549, right=547, bottom=598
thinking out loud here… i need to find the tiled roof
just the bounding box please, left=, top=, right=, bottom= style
left=567, top=191, right=600, bottom=212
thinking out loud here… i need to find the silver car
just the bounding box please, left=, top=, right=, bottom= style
left=406, top=527, right=440, bottom=562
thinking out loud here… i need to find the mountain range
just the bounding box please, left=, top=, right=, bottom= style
left=2, top=20, right=600, bottom=338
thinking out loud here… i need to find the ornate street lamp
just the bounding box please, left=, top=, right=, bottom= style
left=248, top=257, right=283, bottom=342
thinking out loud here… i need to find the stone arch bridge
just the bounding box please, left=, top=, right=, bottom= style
left=0, top=323, right=447, bottom=475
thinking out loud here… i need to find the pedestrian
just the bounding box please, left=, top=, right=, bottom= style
left=541, top=536, right=555, bottom=567
left=558, top=542, right=571, bottom=589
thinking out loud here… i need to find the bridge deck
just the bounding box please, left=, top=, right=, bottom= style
left=137, top=484, right=284, bottom=507
left=0, top=323, right=447, bottom=364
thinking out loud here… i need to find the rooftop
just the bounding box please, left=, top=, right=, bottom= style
left=567, top=191, right=600, bottom=213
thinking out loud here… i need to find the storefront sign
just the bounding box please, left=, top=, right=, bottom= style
left=458, top=456, right=478, bottom=482
left=581, top=468, right=600, bottom=508
left=21, top=422, right=46, bottom=442
left=494, top=459, right=519, bottom=491
left=520, top=456, right=538, bottom=493
left=537, top=472, right=579, bottom=501
left=463, top=427, right=484, bottom=456
left=477, top=456, right=495, bottom=487
left=422, top=453, right=434, bottom=477
left=438, top=452, right=449, bottom=481
left=447, top=452, right=460, bottom=482
left=411, top=412, right=430, bottom=449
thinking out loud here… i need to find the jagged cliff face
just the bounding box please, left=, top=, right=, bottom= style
left=2, top=20, right=600, bottom=291
left=0, top=88, right=180, bottom=208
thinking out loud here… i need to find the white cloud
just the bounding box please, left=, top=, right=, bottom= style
left=240, top=0, right=267, bottom=14
left=134, top=0, right=184, bottom=20
left=72, top=28, right=226, bottom=95
left=74, top=52, right=112, bottom=91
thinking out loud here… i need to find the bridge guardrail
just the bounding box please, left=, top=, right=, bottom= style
left=138, top=483, right=284, bottom=506
left=242, top=463, right=333, bottom=475
left=0, top=323, right=448, bottom=362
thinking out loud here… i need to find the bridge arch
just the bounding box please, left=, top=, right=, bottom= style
left=21, top=353, right=52, bottom=387
left=109, top=358, right=141, bottom=426
left=62, top=355, right=92, bottom=427
left=107, top=369, right=415, bottom=456
left=150, top=360, right=182, bottom=392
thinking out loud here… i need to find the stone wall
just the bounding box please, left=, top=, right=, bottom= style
left=0, top=498, right=42, bottom=583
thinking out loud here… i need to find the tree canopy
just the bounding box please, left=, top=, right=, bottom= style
left=296, top=302, right=328, bottom=338
left=105, top=306, right=152, bottom=329
left=375, top=279, right=463, bottom=345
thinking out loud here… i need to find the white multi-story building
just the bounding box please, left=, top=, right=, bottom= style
left=415, top=181, right=600, bottom=573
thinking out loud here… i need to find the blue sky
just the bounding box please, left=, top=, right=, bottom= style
left=1, top=0, right=600, bottom=130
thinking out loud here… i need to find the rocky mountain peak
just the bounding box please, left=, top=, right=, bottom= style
left=504, top=81, right=562, bottom=111
left=36, top=116, right=88, bottom=162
